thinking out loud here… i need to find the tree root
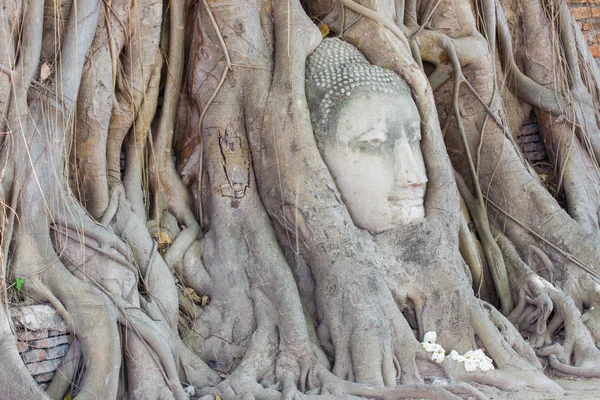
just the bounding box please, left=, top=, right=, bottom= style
left=548, top=354, right=600, bottom=378
left=497, top=232, right=600, bottom=374
left=46, top=339, right=82, bottom=400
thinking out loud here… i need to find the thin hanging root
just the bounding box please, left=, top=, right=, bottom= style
left=338, top=0, right=411, bottom=50
left=455, top=171, right=512, bottom=314
left=150, top=0, right=195, bottom=226
left=529, top=245, right=554, bottom=283
left=458, top=206, right=484, bottom=292
left=484, top=196, right=600, bottom=280
left=494, top=0, right=565, bottom=116
left=410, top=0, right=442, bottom=39
left=0, top=63, right=12, bottom=77
left=123, top=55, right=163, bottom=220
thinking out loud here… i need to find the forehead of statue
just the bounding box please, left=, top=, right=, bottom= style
left=332, top=91, right=421, bottom=145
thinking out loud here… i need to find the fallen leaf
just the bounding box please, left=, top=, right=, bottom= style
left=318, top=24, right=330, bottom=38
left=183, top=287, right=203, bottom=303
left=40, top=62, right=51, bottom=82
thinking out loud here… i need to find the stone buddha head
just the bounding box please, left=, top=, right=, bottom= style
left=306, top=39, right=427, bottom=233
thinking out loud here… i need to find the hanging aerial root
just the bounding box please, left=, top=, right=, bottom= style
left=150, top=0, right=196, bottom=227
left=45, top=339, right=82, bottom=400
left=455, top=171, right=512, bottom=314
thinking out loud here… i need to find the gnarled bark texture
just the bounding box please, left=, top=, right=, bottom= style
left=1, top=0, right=600, bottom=399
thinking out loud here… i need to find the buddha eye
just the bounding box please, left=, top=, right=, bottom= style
left=368, top=138, right=386, bottom=145
left=357, top=129, right=388, bottom=149
left=358, top=137, right=386, bottom=151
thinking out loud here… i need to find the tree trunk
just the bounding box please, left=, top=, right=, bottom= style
left=1, top=0, right=600, bottom=399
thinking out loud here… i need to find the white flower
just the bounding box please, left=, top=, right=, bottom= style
left=448, top=348, right=494, bottom=372
left=449, top=350, right=466, bottom=362
left=479, top=359, right=495, bottom=372
left=422, top=342, right=442, bottom=352
left=423, top=331, right=437, bottom=344
left=464, top=358, right=478, bottom=372
left=471, top=349, right=487, bottom=360
left=431, top=346, right=445, bottom=363
left=421, top=333, right=445, bottom=364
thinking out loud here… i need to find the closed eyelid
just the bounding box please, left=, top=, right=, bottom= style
left=358, top=128, right=388, bottom=142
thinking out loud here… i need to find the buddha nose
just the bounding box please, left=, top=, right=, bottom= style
left=393, top=138, right=428, bottom=187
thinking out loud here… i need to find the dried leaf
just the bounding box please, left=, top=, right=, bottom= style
left=40, top=62, right=51, bottom=82
left=201, top=295, right=209, bottom=307
left=183, top=287, right=203, bottom=303
left=157, top=231, right=171, bottom=246
left=318, top=24, right=330, bottom=38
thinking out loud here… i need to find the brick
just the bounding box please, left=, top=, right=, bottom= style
left=590, top=45, right=600, bottom=57
left=22, top=349, right=47, bottom=364
left=33, top=372, right=55, bottom=384
left=26, top=359, right=62, bottom=375
left=520, top=134, right=541, bottom=144
left=520, top=123, right=540, bottom=135
left=27, top=334, right=70, bottom=349
left=568, top=0, right=600, bottom=5
left=527, top=150, right=547, bottom=162
left=571, top=6, right=600, bottom=19
left=21, top=344, right=69, bottom=363
left=523, top=142, right=544, bottom=152
left=45, top=343, right=69, bottom=360
left=16, top=341, right=29, bottom=353
left=16, top=329, right=47, bottom=342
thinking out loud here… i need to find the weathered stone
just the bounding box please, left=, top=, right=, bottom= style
left=22, top=343, right=69, bottom=363
left=17, top=329, right=48, bottom=342
left=16, top=340, right=29, bottom=353
left=22, top=349, right=47, bottom=364
left=12, top=304, right=67, bottom=332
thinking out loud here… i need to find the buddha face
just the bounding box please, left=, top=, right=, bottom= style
left=321, top=91, right=427, bottom=233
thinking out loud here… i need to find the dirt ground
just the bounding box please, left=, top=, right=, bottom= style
left=477, top=376, right=600, bottom=399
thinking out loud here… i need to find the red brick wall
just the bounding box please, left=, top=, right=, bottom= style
left=569, top=0, right=600, bottom=61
